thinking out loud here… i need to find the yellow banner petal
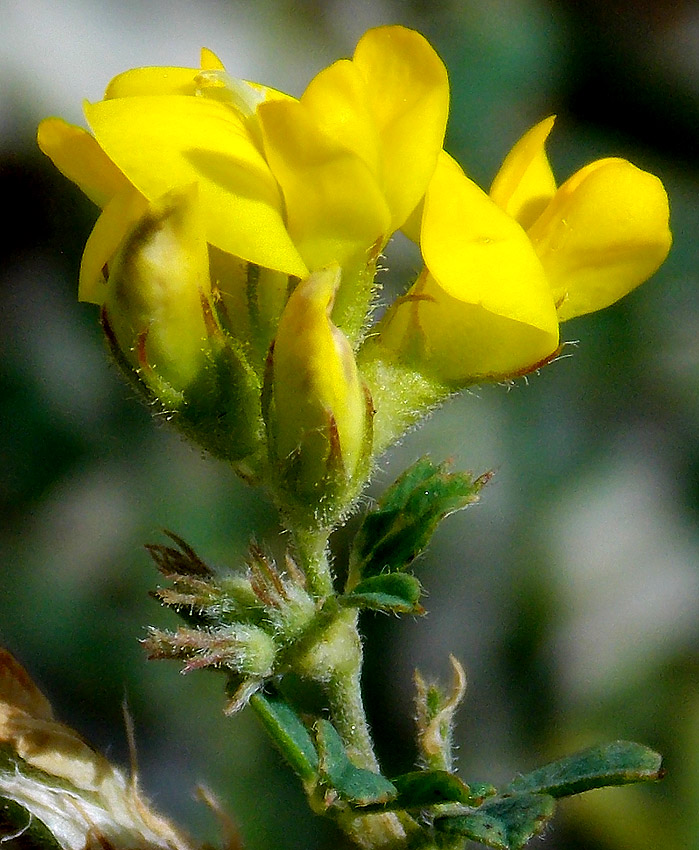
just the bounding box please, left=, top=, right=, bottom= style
left=37, top=117, right=129, bottom=208
left=490, top=115, right=557, bottom=229
left=258, top=97, right=390, bottom=274
left=84, top=95, right=307, bottom=277
left=527, top=158, right=672, bottom=320
left=353, top=26, right=449, bottom=230
left=300, top=59, right=381, bottom=177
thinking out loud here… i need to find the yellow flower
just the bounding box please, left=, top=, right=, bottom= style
left=37, top=27, right=449, bottom=342
left=376, top=118, right=671, bottom=385
left=377, top=151, right=560, bottom=383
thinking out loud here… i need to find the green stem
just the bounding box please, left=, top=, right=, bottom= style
left=324, top=609, right=379, bottom=771
left=320, top=609, right=417, bottom=849
left=293, top=525, right=334, bottom=598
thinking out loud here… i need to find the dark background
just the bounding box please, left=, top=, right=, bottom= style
left=1, top=1, right=697, bottom=848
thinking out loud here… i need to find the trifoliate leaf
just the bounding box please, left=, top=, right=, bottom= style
left=347, top=456, right=489, bottom=587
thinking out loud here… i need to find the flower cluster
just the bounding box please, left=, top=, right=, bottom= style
left=37, top=25, right=671, bottom=518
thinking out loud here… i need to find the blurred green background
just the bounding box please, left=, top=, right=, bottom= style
left=1, top=0, right=697, bottom=848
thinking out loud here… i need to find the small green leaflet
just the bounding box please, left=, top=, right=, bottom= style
left=503, top=740, right=664, bottom=798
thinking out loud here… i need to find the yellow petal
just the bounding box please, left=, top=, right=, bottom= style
left=258, top=96, right=390, bottom=273
left=490, top=115, right=557, bottom=229
left=104, top=66, right=204, bottom=98
left=527, top=157, right=672, bottom=320
left=299, top=58, right=381, bottom=178
left=353, top=26, right=449, bottom=230
left=79, top=186, right=149, bottom=303
left=422, top=152, right=559, bottom=334
left=37, top=117, right=129, bottom=207
left=84, top=95, right=307, bottom=277
left=379, top=270, right=560, bottom=383
left=200, top=47, right=225, bottom=70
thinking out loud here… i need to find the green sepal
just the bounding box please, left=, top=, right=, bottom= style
left=347, top=456, right=489, bottom=588
left=103, top=306, right=264, bottom=467
left=503, top=740, right=664, bottom=799
left=435, top=792, right=556, bottom=850
left=341, top=573, right=424, bottom=614
left=250, top=691, right=319, bottom=782
left=315, top=719, right=397, bottom=806
left=176, top=331, right=263, bottom=464
left=0, top=797, right=63, bottom=850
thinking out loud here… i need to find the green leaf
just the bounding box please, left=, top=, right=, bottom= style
left=436, top=792, right=556, bottom=850
left=315, top=719, right=397, bottom=806
left=347, top=457, right=489, bottom=586
left=503, top=740, right=664, bottom=798
left=342, top=573, right=424, bottom=614
left=391, top=770, right=490, bottom=808
left=250, top=691, right=319, bottom=781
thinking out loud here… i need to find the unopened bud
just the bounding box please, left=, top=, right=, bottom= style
left=101, top=186, right=263, bottom=466
left=104, top=184, right=211, bottom=391
left=267, top=266, right=372, bottom=515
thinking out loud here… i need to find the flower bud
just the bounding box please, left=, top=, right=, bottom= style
left=103, top=183, right=212, bottom=391
left=267, top=266, right=372, bottom=516
left=102, top=185, right=263, bottom=466
left=209, top=246, right=298, bottom=372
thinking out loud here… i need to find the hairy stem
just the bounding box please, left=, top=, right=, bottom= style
left=293, top=525, right=334, bottom=598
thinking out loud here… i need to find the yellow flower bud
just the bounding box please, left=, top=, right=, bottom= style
left=268, top=266, right=370, bottom=508
left=102, top=185, right=264, bottom=467
left=104, top=184, right=212, bottom=391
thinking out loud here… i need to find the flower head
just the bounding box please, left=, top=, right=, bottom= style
left=37, top=28, right=672, bottom=480
left=36, top=26, right=448, bottom=488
